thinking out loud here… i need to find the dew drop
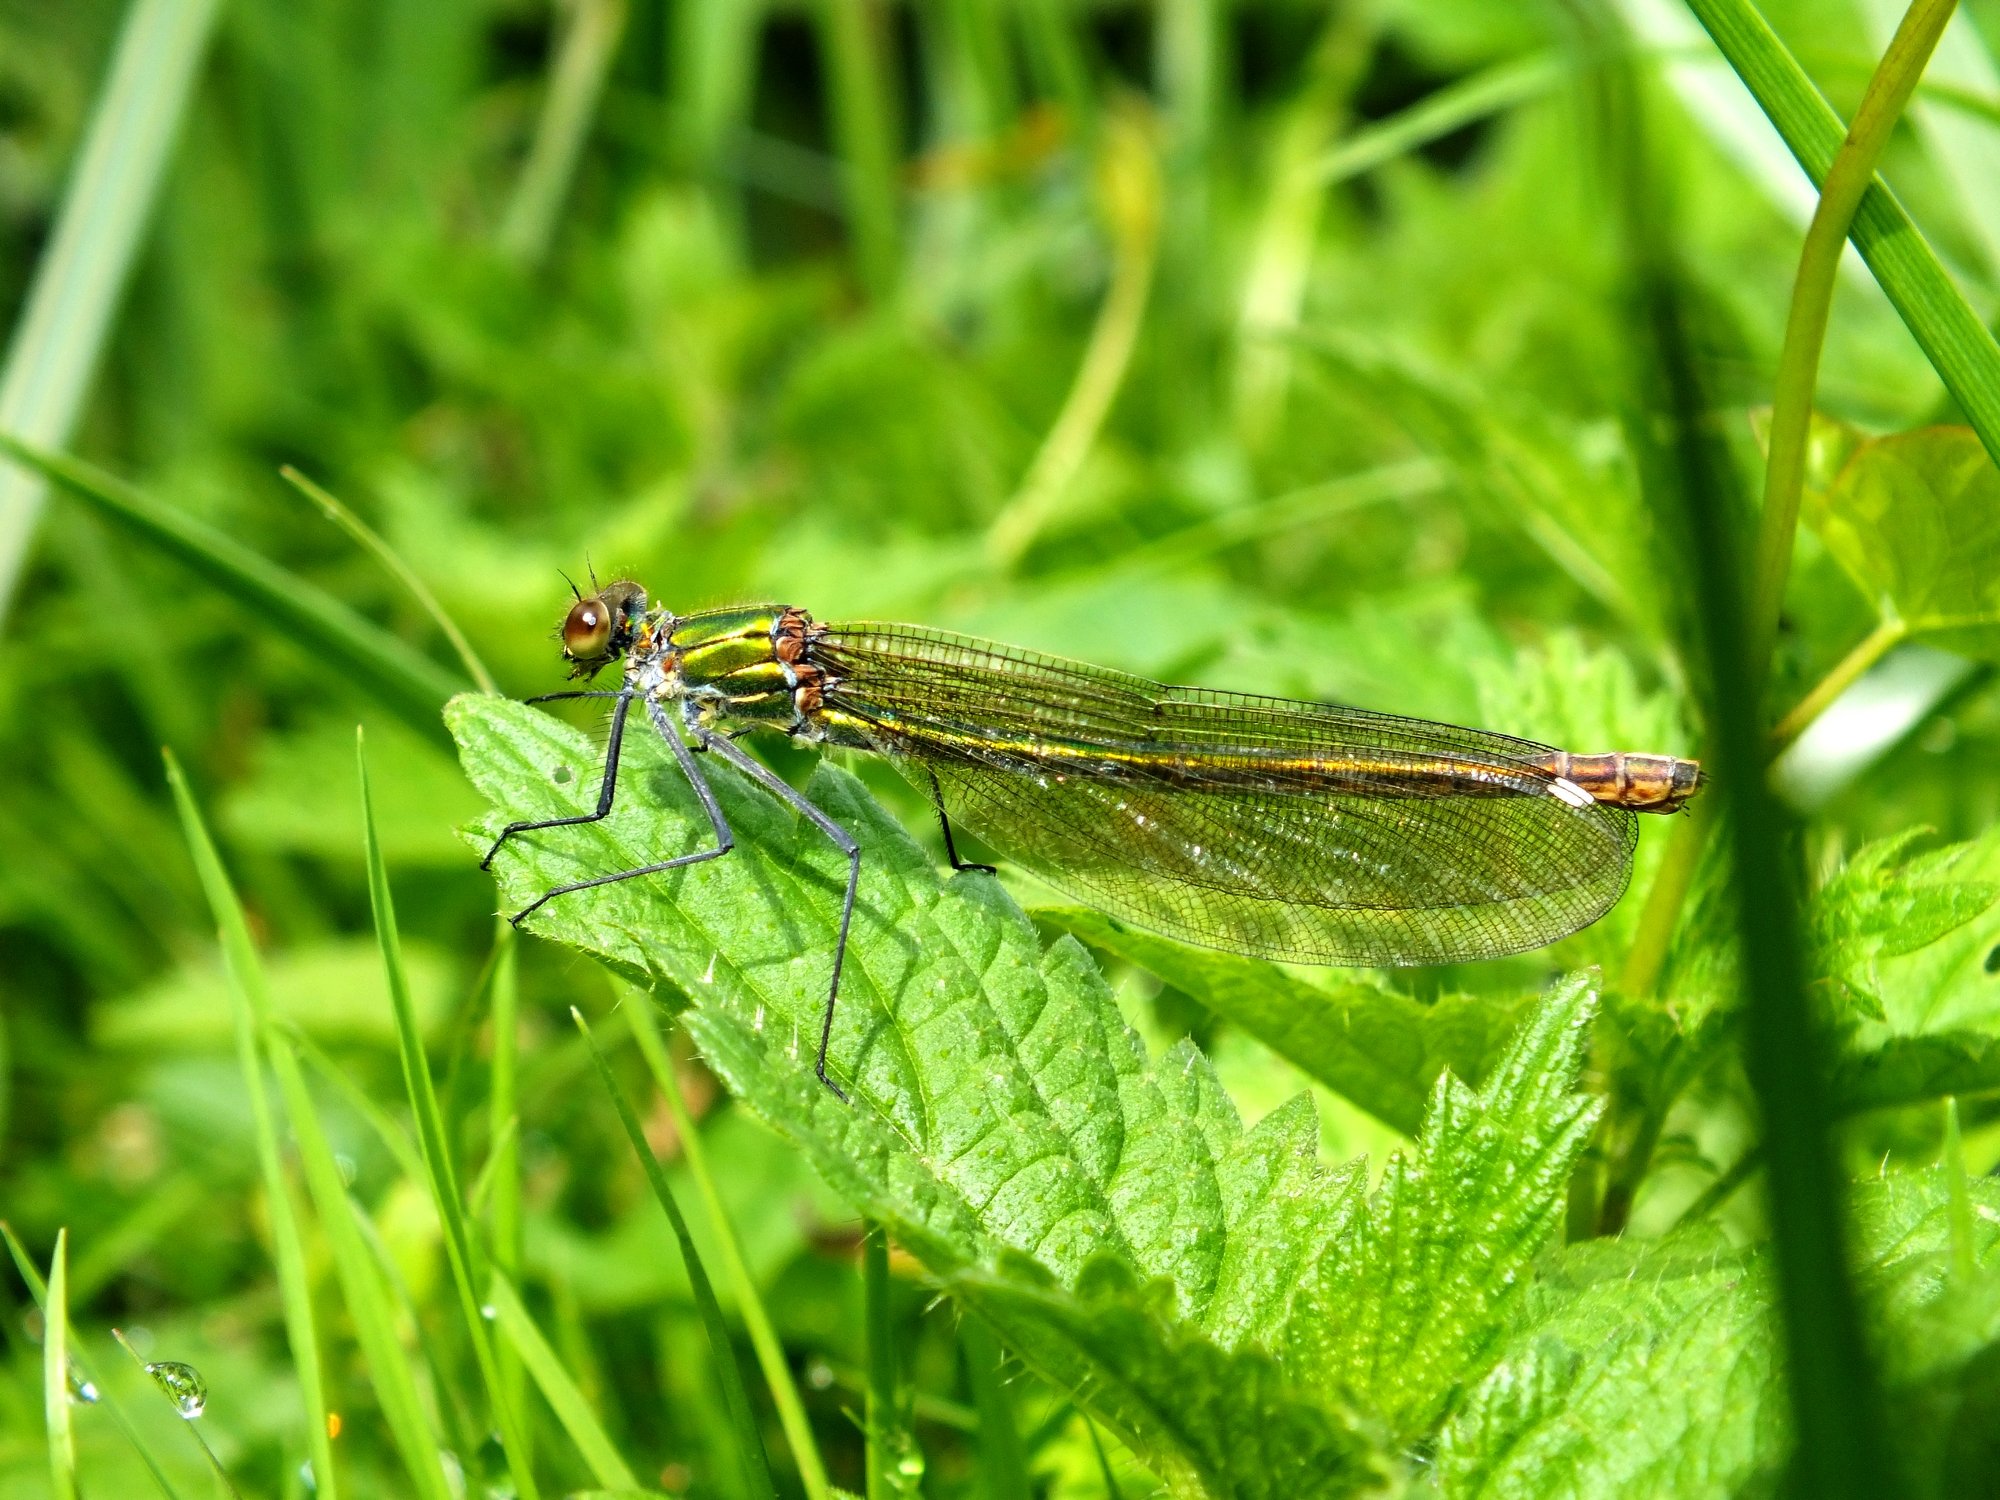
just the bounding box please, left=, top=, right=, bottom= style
left=334, top=1153, right=358, bottom=1187
left=66, top=1364, right=99, bottom=1405
left=299, top=1459, right=317, bottom=1493
left=805, top=1359, right=834, bottom=1390
left=439, top=1448, right=466, bottom=1498
left=144, top=1359, right=207, bottom=1419
left=480, top=1303, right=498, bottom=1321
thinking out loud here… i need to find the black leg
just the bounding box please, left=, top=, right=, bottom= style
left=482, top=691, right=636, bottom=870
left=504, top=698, right=735, bottom=925
left=698, top=730, right=860, bottom=1102
left=926, top=767, right=996, bottom=874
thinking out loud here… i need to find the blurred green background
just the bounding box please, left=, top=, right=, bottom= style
left=2, top=0, right=1999, bottom=1494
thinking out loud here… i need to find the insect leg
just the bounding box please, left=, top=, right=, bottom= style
left=504, top=698, right=735, bottom=924
left=922, top=766, right=997, bottom=874
left=696, top=730, right=859, bottom=1102
left=482, top=691, right=637, bottom=869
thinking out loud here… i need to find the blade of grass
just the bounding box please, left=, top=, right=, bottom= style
left=817, top=0, right=902, bottom=296
left=1625, top=125, right=1893, bottom=1500
left=498, top=0, right=630, bottom=264
left=483, top=1269, right=638, bottom=1490
left=863, top=1222, right=917, bottom=1500
left=164, top=772, right=454, bottom=1500
left=623, top=991, right=832, bottom=1500
left=987, top=107, right=1160, bottom=567
left=0, top=0, right=222, bottom=622
left=164, top=750, right=341, bottom=1500
left=1746, top=0, right=1957, bottom=693
left=1308, top=52, right=1563, bottom=185
left=960, top=1317, right=1028, bottom=1500
left=0, top=435, right=465, bottom=746
left=278, top=467, right=497, bottom=695
left=2, top=1223, right=189, bottom=1500
left=111, top=1331, right=243, bottom=1500
left=1683, top=0, right=2000, bottom=468
left=572, top=1005, right=777, bottom=1500
left=44, top=1230, right=76, bottom=1500
left=359, top=731, right=540, bottom=1500
left=486, top=924, right=528, bottom=1465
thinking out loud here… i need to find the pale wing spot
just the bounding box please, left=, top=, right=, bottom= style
left=1550, top=777, right=1595, bottom=809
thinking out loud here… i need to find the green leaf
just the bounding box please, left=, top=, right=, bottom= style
left=1277, top=974, right=1602, bottom=1438
left=1804, top=426, right=2000, bottom=660
left=453, top=693, right=1608, bottom=1493
left=1439, top=1171, right=2000, bottom=1498
left=1815, top=830, right=1999, bottom=986
left=1046, top=907, right=1530, bottom=1137
left=0, top=0, right=222, bottom=617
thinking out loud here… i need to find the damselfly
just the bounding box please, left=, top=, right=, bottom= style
left=482, top=580, right=1703, bottom=1099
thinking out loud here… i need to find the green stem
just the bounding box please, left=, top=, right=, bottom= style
left=818, top=0, right=902, bottom=297
left=1673, top=1145, right=1762, bottom=1228
left=625, top=996, right=834, bottom=1500
left=1618, top=799, right=1710, bottom=1000
left=498, top=0, right=629, bottom=265
left=1768, top=617, right=1908, bottom=752
left=280, top=467, right=497, bottom=695
left=1745, top=0, right=1959, bottom=694
left=987, top=110, right=1160, bottom=567
left=863, top=1223, right=907, bottom=1500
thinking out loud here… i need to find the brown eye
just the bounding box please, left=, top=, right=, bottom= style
left=562, top=598, right=612, bottom=658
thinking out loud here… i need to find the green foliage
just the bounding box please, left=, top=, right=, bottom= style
left=1805, top=425, right=2000, bottom=659
left=455, top=693, right=1621, bottom=1496
left=5, top=0, right=2000, bottom=1495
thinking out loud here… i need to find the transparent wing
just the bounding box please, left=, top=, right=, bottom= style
left=813, top=624, right=1638, bottom=966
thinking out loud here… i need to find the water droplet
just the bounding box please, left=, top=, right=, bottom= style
left=334, top=1153, right=358, bottom=1187
left=299, top=1459, right=317, bottom=1493
left=480, top=1303, right=497, bottom=1321
left=896, top=1449, right=926, bottom=1479
left=552, top=764, right=573, bottom=785
left=66, top=1364, right=99, bottom=1405
left=805, top=1359, right=833, bottom=1390
left=439, top=1448, right=466, bottom=1498
left=144, top=1360, right=206, bottom=1418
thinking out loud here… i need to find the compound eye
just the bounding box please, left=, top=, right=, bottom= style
left=561, top=598, right=612, bottom=658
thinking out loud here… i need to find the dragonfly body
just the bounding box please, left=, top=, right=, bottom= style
left=482, top=582, right=1703, bottom=1097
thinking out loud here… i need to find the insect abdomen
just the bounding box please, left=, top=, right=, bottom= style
left=1536, top=751, right=1704, bottom=813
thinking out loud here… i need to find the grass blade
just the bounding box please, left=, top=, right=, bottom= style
left=483, top=1269, right=638, bottom=1490
left=3, top=1225, right=189, bottom=1500
left=1682, top=0, right=2000, bottom=467
left=498, top=0, right=629, bottom=265
left=572, top=1005, right=777, bottom=1500
left=44, top=1230, right=76, bottom=1500
left=1746, top=0, right=1957, bottom=689
left=863, top=1223, right=918, bottom=1500
left=817, top=0, right=902, bottom=296
left=164, top=750, right=341, bottom=1500
left=164, top=764, right=455, bottom=1500
left=279, top=466, right=497, bottom=695
left=358, top=730, right=540, bottom=1500
left=0, top=435, right=466, bottom=745
left=0, top=0, right=222, bottom=621
left=623, top=992, right=832, bottom=1500
left=960, top=1317, right=1028, bottom=1500
left=1628, top=170, right=1893, bottom=1500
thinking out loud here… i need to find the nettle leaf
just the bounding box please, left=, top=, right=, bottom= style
left=1439, top=1171, right=2000, bottom=1499
left=451, top=696, right=1607, bottom=1495
left=1805, top=425, right=2000, bottom=660
left=1044, top=908, right=1531, bottom=1137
